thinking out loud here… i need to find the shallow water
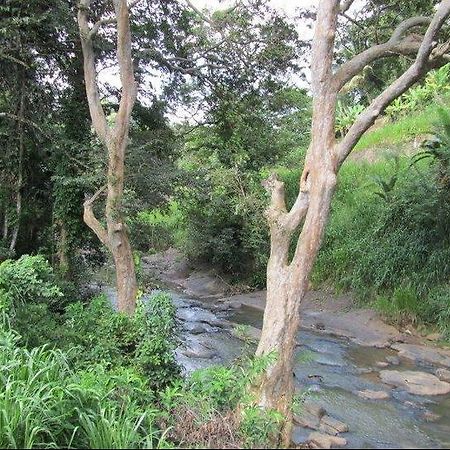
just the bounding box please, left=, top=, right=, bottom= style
left=104, top=286, right=450, bottom=448
left=177, top=293, right=450, bottom=449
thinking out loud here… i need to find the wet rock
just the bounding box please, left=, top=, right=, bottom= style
left=304, top=401, right=327, bottom=420
left=376, top=361, right=389, bottom=368
left=391, top=343, right=450, bottom=368
left=307, top=432, right=347, bottom=449
left=319, top=416, right=349, bottom=435
left=293, top=412, right=320, bottom=430
left=357, top=389, right=390, bottom=400
left=385, top=355, right=400, bottom=365
left=380, top=370, right=450, bottom=396
left=181, top=348, right=217, bottom=359
left=356, top=367, right=374, bottom=375
left=293, top=401, right=326, bottom=430
left=189, top=325, right=207, bottom=335
left=436, top=368, right=450, bottom=382
left=423, top=410, right=441, bottom=422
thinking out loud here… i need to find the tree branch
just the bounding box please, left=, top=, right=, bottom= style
left=336, top=0, right=450, bottom=167
left=340, top=0, right=356, bottom=14
left=262, top=173, right=309, bottom=233
left=78, top=0, right=110, bottom=144
left=112, top=0, right=137, bottom=145
left=333, top=16, right=431, bottom=92
left=83, top=186, right=110, bottom=249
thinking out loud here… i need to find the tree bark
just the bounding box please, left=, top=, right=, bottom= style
left=9, top=81, right=25, bottom=254
left=254, top=0, right=450, bottom=446
left=78, top=0, right=138, bottom=313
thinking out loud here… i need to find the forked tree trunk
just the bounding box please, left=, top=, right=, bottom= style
left=253, top=0, right=450, bottom=446
left=78, top=0, right=138, bottom=313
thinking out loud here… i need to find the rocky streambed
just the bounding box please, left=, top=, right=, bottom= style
left=169, top=289, right=450, bottom=449
left=97, top=250, right=450, bottom=448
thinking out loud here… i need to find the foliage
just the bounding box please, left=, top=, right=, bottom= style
left=0, top=255, right=63, bottom=312
left=313, top=151, right=450, bottom=334
left=130, top=201, right=185, bottom=253
left=59, top=292, right=180, bottom=391
left=0, top=322, right=172, bottom=449
left=164, top=353, right=281, bottom=448
left=385, top=64, right=450, bottom=119
left=336, top=102, right=364, bottom=137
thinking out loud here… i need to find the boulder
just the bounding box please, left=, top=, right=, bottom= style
left=307, top=432, right=347, bottom=449
left=319, top=416, right=349, bottom=435
left=380, top=370, right=450, bottom=396
left=357, top=389, right=390, bottom=400
left=385, top=355, right=400, bottom=365
left=376, top=361, right=389, bottom=368
left=436, top=368, right=450, bottom=382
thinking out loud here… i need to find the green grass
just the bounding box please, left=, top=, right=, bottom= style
left=354, top=103, right=441, bottom=151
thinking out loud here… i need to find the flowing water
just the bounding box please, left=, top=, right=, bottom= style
left=172, top=292, right=450, bottom=449
left=104, top=284, right=450, bottom=448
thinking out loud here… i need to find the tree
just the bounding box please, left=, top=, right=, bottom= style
left=78, top=0, right=138, bottom=314
left=254, top=0, right=450, bottom=444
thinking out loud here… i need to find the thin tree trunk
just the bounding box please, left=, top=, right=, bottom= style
left=9, top=84, right=25, bottom=254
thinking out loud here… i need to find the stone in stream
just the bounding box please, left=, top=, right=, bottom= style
left=375, top=361, right=390, bottom=368
left=307, top=432, right=347, bottom=449
left=319, top=416, right=349, bottom=435
left=357, top=389, right=390, bottom=400
left=293, top=401, right=326, bottom=430
left=391, top=343, right=450, bottom=368
left=385, top=355, right=400, bottom=365
left=181, top=348, right=217, bottom=359
left=422, top=410, right=442, bottom=422
left=380, top=370, right=450, bottom=396
left=436, top=368, right=450, bottom=382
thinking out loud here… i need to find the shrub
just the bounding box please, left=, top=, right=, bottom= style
left=60, top=292, right=180, bottom=391
left=0, top=255, right=63, bottom=313
left=130, top=200, right=185, bottom=253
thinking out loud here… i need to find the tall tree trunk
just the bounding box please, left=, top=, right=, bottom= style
left=9, top=83, right=25, bottom=254
left=78, top=0, right=138, bottom=313
left=253, top=0, right=450, bottom=446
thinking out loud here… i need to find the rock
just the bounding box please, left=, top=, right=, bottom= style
left=436, top=368, right=450, bottom=382
left=304, top=401, right=327, bottom=419
left=319, top=416, right=349, bottom=434
left=181, top=348, right=217, bottom=359
left=293, top=401, right=326, bottom=430
left=376, top=361, right=390, bottom=368
left=391, top=343, right=450, bottom=368
left=426, top=333, right=442, bottom=342
left=293, top=412, right=320, bottom=430
left=307, top=432, right=347, bottom=449
left=356, top=367, right=374, bottom=375
left=423, top=410, right=441, bottom=422
left=189, top=325, right=207, bottom=335
left=385, top=355, right=400, bottom=365
left=357, top=389, right=390, bottom=400
left=380, top=370, right=450, bottom=396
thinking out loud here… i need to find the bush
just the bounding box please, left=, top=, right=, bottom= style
left=313, top=152, right=450, bottom=332
left=0, top=255, right=63, bottom=312
left=60, top=292, right=180, bottom=391
left=130, top=200, right=185, bottom=253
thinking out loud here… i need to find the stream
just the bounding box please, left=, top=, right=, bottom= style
left=171, top=291, right=450, bottom=449
left=104, top=283, right=450, bottom=448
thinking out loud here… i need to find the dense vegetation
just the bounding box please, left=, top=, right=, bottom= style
left=1, top=0, right=450, bottom=447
